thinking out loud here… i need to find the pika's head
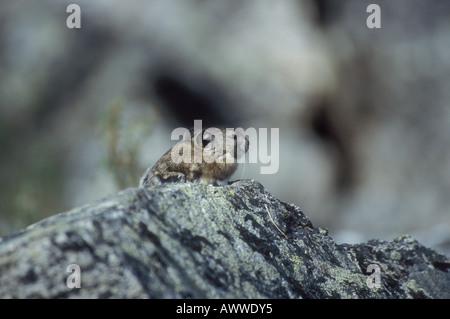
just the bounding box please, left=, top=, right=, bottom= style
left=192, top=128, right=249, bottom=164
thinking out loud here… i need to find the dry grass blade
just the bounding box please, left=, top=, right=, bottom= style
left=264, top=204, right=288, bottom=240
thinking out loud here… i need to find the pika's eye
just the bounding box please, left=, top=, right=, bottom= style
left=202, top=137, right=210, bottom=148
left=202, top=132, right=213, bottom=148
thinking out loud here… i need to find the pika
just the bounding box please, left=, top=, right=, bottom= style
left=140, top=128, right=249, bottom=187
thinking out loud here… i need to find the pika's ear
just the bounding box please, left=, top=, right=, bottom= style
left=204, top=127, right=222, bottom=142
left=182, top=129, right=194, bottom=141
left=171, top=127, right=192, bottom=143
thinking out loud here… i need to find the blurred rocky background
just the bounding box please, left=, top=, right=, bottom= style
left=0, top=0, right=449, bottom=256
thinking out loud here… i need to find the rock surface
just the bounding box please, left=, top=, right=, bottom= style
left=2, top=0, right=450, bottom=258
left=0, top=180, right=448, bottom=298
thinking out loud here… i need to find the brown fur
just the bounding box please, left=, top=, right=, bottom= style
left=140, top=128, right=249, bottom=187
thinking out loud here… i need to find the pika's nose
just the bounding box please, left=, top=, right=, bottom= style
left=234, top=134, right=249, bottom=152
left=244, top=136, right=249, bottom=152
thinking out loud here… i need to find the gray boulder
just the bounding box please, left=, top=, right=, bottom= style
left=0, top=180, right=448, bottom=298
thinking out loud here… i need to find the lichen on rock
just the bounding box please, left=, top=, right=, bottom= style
left=0, top=180, right=448, bottom=298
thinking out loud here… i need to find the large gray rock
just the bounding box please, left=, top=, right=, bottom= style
left=0, top=180, right=448, bottom=298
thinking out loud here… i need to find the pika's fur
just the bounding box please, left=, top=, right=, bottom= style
left=140, top=128, right=249, bottom=187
